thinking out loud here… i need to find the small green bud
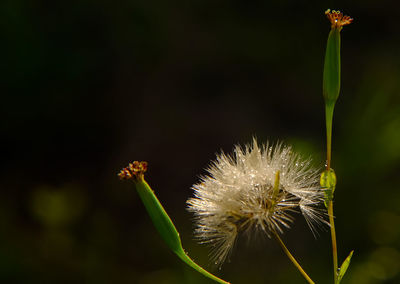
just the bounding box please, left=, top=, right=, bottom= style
left=320, top=168, right=337, bottom=207
left=323, top=9, right=353, bottom=105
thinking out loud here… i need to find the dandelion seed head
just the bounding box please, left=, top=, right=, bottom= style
left=187, top=138, right=327, bottom=266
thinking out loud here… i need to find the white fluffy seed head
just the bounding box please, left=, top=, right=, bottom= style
left=187, top=138, right=328, bottom=266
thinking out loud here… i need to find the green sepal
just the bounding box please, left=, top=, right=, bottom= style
left=320, top=168, right=337, bottom=208
left=135, top=180, right=183, bottom=253
left=337, top=250, right=354, bottom=283
left=134, top=180, right=230, bottom=284
left=323, top=27, right=341, bottom=105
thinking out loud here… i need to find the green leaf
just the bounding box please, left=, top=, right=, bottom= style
left=337, top=250, right=354, bottom=283
left=320, top=168, right=337, bottom=208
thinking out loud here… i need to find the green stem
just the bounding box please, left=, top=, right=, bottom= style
left=322, top=10, right=353, bottom=283
left=270, top=171, right=281, bottom=211
left=176, top=251, right=230, bottom=284
left=325, top=101, right=338, bottom=283
left=272, top=230, right=315, bottom=284
left=325, top=103, right=335, bottom=171
left=328, top=201, right=338, bottom=283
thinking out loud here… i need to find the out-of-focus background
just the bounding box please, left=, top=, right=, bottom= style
left=2, top=0, right=400, bottom=283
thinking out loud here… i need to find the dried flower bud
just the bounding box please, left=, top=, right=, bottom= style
left=118, top=161, right=148, bottom=182
left=325, top=9, right=353, bottom=31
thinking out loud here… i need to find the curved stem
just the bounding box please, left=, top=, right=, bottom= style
left=176, top=251, right=230, bottom=284
left=272, top=230, right=315, bottom=284
left=328, top=201, right=338, bottom=283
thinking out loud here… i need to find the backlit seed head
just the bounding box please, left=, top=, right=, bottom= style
left=187, top=139, right=327, bottom=266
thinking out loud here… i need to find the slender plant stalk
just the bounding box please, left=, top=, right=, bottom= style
left=325, top=103, right=338, bottom=283
left=272, top=230, right=315, bottom=284
left=323, top=9, right=353, bottom=283
left=328, top=201, right=338, bottom=283
left=329, top=222, right=338, bottom=284
left=176, top=253, right=229, bottom=284
left=325, top=104, right=334, bottom=171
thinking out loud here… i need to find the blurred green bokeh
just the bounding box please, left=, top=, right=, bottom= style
left=1, top=0, right=399, bottom=283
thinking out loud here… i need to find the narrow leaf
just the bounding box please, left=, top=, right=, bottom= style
left=337, top=250, right=354, bottom=283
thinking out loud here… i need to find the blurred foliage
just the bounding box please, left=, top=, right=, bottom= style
left=1, top=0, right=400, bottom=283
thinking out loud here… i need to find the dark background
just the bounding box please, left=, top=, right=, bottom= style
left=2, top=0, right=400, bottom=283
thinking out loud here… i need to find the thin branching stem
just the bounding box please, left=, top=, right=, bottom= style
left=272, top=230, right=315, bottom=284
